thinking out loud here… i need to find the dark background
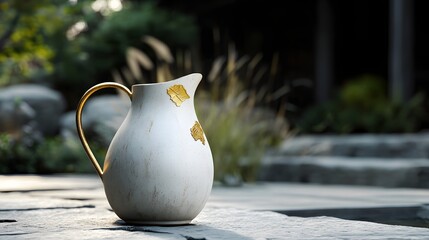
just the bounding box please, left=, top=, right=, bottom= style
left=160, top=0, right=429, bottom=108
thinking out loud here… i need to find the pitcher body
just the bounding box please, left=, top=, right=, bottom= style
left=76, top=73, right=214, bottom=225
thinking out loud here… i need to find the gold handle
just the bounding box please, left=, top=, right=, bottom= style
left=75, top=82, right=132, bottom=179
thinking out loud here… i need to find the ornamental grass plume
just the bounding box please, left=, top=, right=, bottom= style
left=114, top=37, right=291, bottom=184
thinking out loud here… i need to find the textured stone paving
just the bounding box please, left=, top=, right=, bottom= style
left=1, top=174, right=429, bottom=239
left=259, top=133, right=429, bottom=188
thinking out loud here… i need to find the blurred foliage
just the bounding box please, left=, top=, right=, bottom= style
left=0, top=0, right=198, bottom=108
left=0, top=0, right=59, bottom=85
left=196, top=46, right=290, bottom=184
left=297, top=74, right=428, bottom=134
left=340, top=74, right=387, bottom=110
left=0, top=133, right=105, bottom=174
left=199, top=101, right=288, bottom=184
left=64, top=1, right=197, bottom=84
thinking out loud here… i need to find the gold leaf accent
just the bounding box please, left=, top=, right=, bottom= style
left=167, top=84, right=190, bottom=107
left=190, top=121, right=205, bottom=145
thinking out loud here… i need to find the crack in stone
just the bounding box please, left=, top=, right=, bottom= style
left=62, top=197, right=93, bottom=201
left=0, top=187, right=99, bottom=193
left=0, top=233, right=30, bottom=236
left=0, top=219, right=17, bottom=223
left=94, top=227, right=207, bottom=240
left=181, top=235, right=206, bottom=240
left=93, top=226, right=172, bottom=234
left=0, top=205, right=95, bottom=212
left=0, top=188, right=68, bottom=193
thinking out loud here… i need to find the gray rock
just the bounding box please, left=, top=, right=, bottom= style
left=258, top=155, right=429, bottom=188
left=59, top=111, right=80, bottom=139
left=277, top=134, right=429, bottom=158
left=0, top=84, right=66, bottom=136
left=64, top=95, right=130, bottom=147
left=261, top=134, right=429, bottom=188
left=0, top=100, right=35, bottom=137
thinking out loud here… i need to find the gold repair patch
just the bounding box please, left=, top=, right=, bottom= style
left=190, top=121, right=205, bottom=145
left=167, top=84, right=190, bottom=107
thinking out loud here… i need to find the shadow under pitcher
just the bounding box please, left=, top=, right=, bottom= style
left=75, top=73, right=214, bottom=225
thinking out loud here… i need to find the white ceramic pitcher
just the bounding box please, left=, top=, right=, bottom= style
left=75, top=73, right=214, bottom=225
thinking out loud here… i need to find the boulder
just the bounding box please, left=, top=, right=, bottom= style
left=0, top=84, right=66, bottom=136
left=61, top=95, right=130, bottom=147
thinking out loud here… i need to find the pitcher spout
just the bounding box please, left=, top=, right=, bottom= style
left=176, top=73, right=202, bottom=97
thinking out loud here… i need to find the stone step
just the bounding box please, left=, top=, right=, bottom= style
left=258, top=155, right=429, bottom=188
left=276, top=133, right=429, bottom=158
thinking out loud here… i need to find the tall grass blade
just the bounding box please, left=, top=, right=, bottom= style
left=126, top=47, right=153, bottom=81
left=142, top=35, right=174, bottom=63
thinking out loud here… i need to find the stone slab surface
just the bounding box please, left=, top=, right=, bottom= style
left=258, top=133, right=429, bottom=188
left=275, top=133, right=429, bottom=158
left=1, top=174, right=429, bottom=239
left=209, top=181, right=429, bottom=211
left=258, top=155, right=429, bottom=188
left=3, top=205, right=429, bottom=240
